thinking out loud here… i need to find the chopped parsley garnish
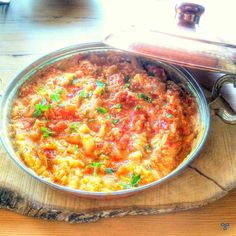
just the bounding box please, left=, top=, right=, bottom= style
left=137, top=93, right=153, bottom=103
left=50, top=93, right=60, bottom=102
left=115, top=103, right=122, bottom=109
left=96, top=80, right=106, bottom=88
left=145, top=144, right=152, bottom=152
left=167, top=113, right=173, bottom=118
left=55, top=88, right=63, bottom=94
left=106, top=114, right=113, bottom=119
left=96, top=107, right=108, bottom=114
left=69, top=122, right=80, bottom=132
left=86, top=162, right=103, bottom=176
left=106, top=168, right=114, bottom=174
left=33, top=98, right=51, bottom=117
left=88, top=118, right=95, bottom=122
left=96, top=81, right=106, bottom=95
left=124, top=75, right=130, bottom=83
left=134, top=105, right=141, bottom=111
left=78, top=90, right=86, bottom=98
left=86, top=162, right=103, bottom=168
left=113, top=103, right=122, bottom=112
left=51, top=88, right=63, bottom=102
left=120, top=183, right=131, bottom=189
left=41, top=127, right=53, bottom=138
left=112, top=119, right=120, bottom=125
left=123, top=83, right=130, bottom=89
left=131, top=173, right=141, bottom=187
left=78, top=90, right=93, bottom=98
left=74, top=145, right=79, bottom=154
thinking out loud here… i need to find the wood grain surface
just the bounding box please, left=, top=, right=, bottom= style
left=0, top=189, right=236, bottom=236
left=0, top=0, right=236, bottom=233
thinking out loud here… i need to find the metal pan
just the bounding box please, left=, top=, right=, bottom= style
left=0, top=42, right=235, bottom=199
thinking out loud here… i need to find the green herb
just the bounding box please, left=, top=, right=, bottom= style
left=86, top=162, right=103, bottom=176
left=88, top=118, right=95, bottom=122
left=78, top=90, right=86, bottom=98
left=124, top=75, right=130, bottom=83
left=123, top=83, right=130, bottom=89
left=145, top=144, right=152, bottom=152
left=167, top=113, right=173, bottom=118
left=69, top=122, right=80, bottom=132
left=96, top=80, right=106, bottom=88
left=55, top=88, right=63, bottom=94
left=96, top=81, right=106, bottom=95
left=137, top=93, right=152, bottom=103
left=106, top=114, right=113, bottom=119
left=120, top=183, right=131, bottom=189
left=148, top=71, right=155, bottom=76
left=112, top=119, right=120, bottom=125
left=72, top=76, right=78, bottom=84
left=51, top=88, right=63, bottom=102
left=86, top=162, right=103, bottom=168
left=50, top=93, right=60, bottom=102
left=74, top=145, right=79, bottom=154
left=33, top=108, right=42, bottom=118
left=106, top=168, right=114, bottom=174
left=131, top=173, right=141, bottom=187
left=33, top=98, right=51, bottom=117
left=115, top=103, right=122, bottom=109
left=113, top=103, right=122, bottom=112
left=134, top=105, right=141, bottom=111
left=41, top=127, right=53, bottom=138
left=96, top=107, right=107, bottom=114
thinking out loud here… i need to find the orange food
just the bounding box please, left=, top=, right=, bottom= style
left=10, top=52, right=199, bottom=192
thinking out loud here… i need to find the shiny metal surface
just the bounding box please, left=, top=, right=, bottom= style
left=0, top=42, right=210, bottom=199
left=175, top=2, right=205, bottom=28
left=209, top=74, right=236, bottom=124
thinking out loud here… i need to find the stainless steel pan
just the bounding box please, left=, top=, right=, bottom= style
left=0, top=42, right=235, bottom=199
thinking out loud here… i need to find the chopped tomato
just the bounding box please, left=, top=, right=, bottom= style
left=65, top=135, right=81, bottom=145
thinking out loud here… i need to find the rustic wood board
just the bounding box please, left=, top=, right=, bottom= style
left=1, top=0, right=236, bottom=224
left=0, top=95, right=235, bottom=223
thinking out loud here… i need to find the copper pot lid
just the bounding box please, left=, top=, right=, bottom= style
left=104, top=2, right=236, bottom=74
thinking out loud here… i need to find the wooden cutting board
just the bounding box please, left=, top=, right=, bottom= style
left=0, top=94, right=235, bottom=223
left=1, top=0, right=236, bottom=225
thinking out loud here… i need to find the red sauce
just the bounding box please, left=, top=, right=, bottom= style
left=10, top=51, right=199, bottom=192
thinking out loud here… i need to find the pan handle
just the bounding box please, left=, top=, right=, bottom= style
left=209, top=74, right=236, bottom=124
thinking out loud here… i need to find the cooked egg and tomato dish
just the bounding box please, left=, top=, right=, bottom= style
left=10, top=52, right=199, bottom=192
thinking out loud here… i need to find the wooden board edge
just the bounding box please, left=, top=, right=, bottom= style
left=0, top=186, right=229, bottom=224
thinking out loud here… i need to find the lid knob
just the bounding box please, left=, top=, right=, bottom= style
left=175, top=2, right=205, bottom=28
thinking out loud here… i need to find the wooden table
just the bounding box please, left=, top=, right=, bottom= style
left=1, top=0, right=236, bottom=235
left=0, top=190, right=235, bottom=236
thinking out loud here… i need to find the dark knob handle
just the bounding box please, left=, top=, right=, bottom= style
left=175, top=2, right=205, bottom=28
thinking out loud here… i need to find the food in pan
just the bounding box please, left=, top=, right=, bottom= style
left=10, top=52, right=199, bottom=192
